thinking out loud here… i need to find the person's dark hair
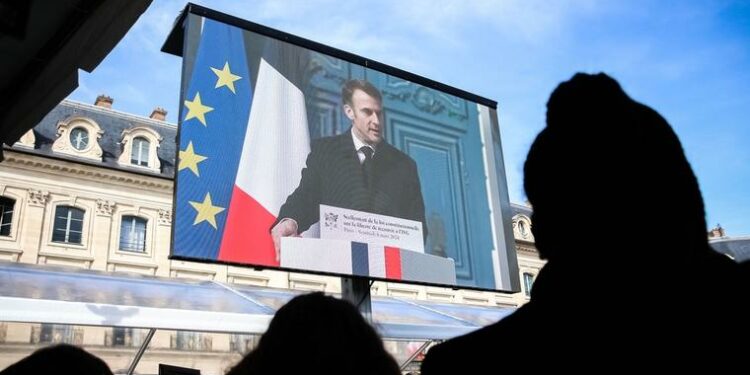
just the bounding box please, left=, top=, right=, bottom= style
left=0, top=344, right=113, bottom=375
left=342, top=79, right=383, bottom=106
left=226, top=292, right=399, bottom=375
left=524, top=73, right=707, bottom=262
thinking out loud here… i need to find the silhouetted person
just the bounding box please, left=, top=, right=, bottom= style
left=421, top=73, right=749, bottom=372
left=226, top=292, right=400, bottom=375
left=1, top=344, right=112, bottom=375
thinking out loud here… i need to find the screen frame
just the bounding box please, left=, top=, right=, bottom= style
left=162, top=3, right=497, bottom=109
left=163, top=3, right=520, bottom=293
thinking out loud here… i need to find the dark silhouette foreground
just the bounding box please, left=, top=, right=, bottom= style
left=421, top=73, right=749, bottom=372
left=1, top=344, right=112, bottom=375
left=226, top=292, right=399, bottom=375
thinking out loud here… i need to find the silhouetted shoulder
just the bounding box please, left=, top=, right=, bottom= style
left=421, top=304, right=540, bottom=374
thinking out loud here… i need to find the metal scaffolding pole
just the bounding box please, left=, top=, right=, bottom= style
left=127, top=328, right=156, bottom=375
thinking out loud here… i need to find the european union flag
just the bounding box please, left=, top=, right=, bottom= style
left=173, top=18, right=253, bottom=261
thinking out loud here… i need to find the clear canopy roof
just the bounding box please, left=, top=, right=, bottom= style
left=0, top=262, right=515, bottom=341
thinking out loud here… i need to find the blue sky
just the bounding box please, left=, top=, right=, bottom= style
left=69, top=1, right=750, bottom=236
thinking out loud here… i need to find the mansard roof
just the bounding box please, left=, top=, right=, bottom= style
left=7, top=100, right=176, bottom=178
left=710, top=236, right=750, bottom=263
left=511, top=202, right=532, bottom=217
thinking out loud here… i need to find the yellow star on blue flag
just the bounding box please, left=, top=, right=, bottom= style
left=189, top=192, right=225, bottom=229
left=179, top=141, right=207, bottom=177
left=211, top=62, right=242, bottom=94
left=184, top=92, right=213, bottom=126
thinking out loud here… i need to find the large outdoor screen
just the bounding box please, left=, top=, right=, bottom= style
left=167, top=5, right=519, bottom=292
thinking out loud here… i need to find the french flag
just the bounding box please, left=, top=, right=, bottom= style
left=173, top=18, right=309, bottom=267
left=218, top=56, right=310, bottom=266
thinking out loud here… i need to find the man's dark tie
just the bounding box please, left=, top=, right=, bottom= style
left=360, top=146, right=374, bottom=189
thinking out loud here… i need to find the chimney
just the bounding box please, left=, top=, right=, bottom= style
left=708, top=224, right=726, bottom=239
left=94, top=95, right=113, bottom=108
left=150, top=107, right=167, bottom=121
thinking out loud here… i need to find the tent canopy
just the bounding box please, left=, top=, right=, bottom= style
left=0, top=262, right=514, bottom=341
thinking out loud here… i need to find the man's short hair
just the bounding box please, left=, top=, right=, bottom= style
left=342, top=79, right=382, bottom=106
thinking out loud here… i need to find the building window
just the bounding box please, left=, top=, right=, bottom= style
left=117, top=127, right=162, bottom=172
left=108, top=327, right=146, bottom=347
left=523, top=273, right=535, bottom=297
left=113, top=327, right=129, bottom=346
left=230, top=334, right=259, bottom=354
left=52, top=206, right=84, bottom=244
left=131, top=137, right=150, bottom=166
left=173, top=331, right=212, bottom=351
left=0, top=197, right=15, bottom=236
left=52, top=117, right=104, bottom=162
left=119, top=216, right=147, bottom=252
left=37, top=324, right=82, bottom=345
left=69, top=127, right=90, bottom=150
left=518, top=220, right=528, bottom=237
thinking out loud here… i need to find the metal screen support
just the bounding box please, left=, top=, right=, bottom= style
left=342, top=277, right=372, bottom=323
left=399, top=340, right=434, bottom=371
left=127, top=328, right=156, bottom=375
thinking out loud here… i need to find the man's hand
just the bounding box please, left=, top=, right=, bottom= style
left=270, top=219, right=299, bottom=262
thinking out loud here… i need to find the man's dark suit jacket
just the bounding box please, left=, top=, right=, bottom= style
left=273, top=130, right=426, bottom=237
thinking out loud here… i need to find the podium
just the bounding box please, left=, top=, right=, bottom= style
left=280, top=237, right=456, bottom=285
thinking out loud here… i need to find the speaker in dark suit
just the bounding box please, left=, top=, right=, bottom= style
left=270, top=80, right=426, bottom=258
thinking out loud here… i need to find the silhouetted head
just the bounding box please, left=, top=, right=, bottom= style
left=227, top=292, right=399, bottom=375
left=0, top=344, right=112, bottom=375
left=525, top=73, right=707, bottom=263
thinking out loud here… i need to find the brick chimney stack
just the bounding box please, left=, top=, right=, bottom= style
left=708, top=224, right=726, bottom=239
left=150, top=107, right=167, bottom=121
left=94, top=95, right=113, bottom=108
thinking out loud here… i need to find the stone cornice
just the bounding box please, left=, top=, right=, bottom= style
left=2, top=150, right=173, bottom=191
left=514, top=238, right=536, bottom=245
left=515, top=242, right=538, bottom=255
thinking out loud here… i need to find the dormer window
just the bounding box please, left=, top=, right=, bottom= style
left=51, top=117, right=104, bottom=161
left=118, top=126, right=162, bottom=172
left=131, top=137, right=150, bottom=166
left=513, top=214, right=534, bottom=242
left=518, top=220, right=528, bottom=237
left=70, top=127, right=90, bottom=150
